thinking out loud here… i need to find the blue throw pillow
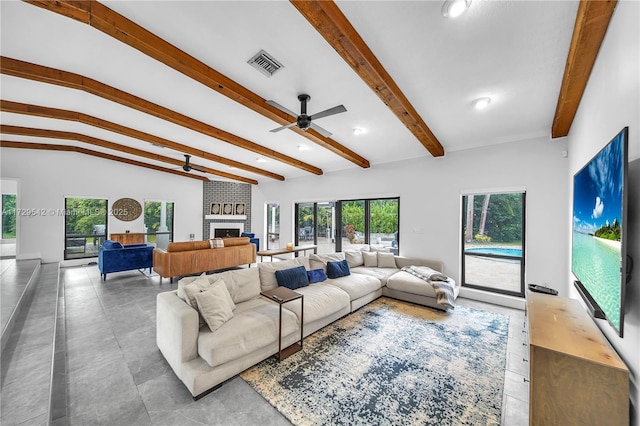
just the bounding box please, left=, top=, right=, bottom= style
left=275, top=266, right=310, bottom=290
left=307, top=269, right=327, bottom=284
left=103, top=240, right=124, bottom=250
left=326, top=259, right=350, bottom=279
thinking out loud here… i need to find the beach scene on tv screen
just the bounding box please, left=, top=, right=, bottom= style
left=572, top=132, right=624, bottom=331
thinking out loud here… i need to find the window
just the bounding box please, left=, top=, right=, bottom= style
left=316, top=202, right=336, bottom=254
left=369, top=199, right=399, bottom=255
left=340, top=200, right=366, bottom=250
left=266, top=202, right=280, bottom=250
left=295, top=202, right=315, bottom=245
left=2, top=194, right=16, bottom=239
left=64, top=197, right=107, bottom=260
left=144, top=201, right=174, bottom=250
left=461, top=192, right=525, bottom=297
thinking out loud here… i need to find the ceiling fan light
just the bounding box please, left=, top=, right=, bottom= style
left=442, top=0, right=471, bottom=18
left=472, top=97, right=492, bottom=110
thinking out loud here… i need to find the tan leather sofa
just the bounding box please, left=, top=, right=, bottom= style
left=153, top=237, right=256, bottom=282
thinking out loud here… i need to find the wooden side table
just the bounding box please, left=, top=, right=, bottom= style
left=261, top=287, right=304, bottom=361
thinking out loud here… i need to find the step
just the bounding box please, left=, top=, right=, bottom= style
left=0, top=262, right=60, bottom=425
left=1, top=258, right=41, bottom=352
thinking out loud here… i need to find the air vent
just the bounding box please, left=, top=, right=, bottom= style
left=248, top=50, right=284, bottom=77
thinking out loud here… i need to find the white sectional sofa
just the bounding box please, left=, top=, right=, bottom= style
left=156, top=251, right=459, bottom=399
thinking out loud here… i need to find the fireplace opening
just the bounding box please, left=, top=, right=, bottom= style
left=214, top=228, right=241, bottom=238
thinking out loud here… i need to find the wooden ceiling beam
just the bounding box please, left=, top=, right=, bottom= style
left=552, top=0, right=617, bottom=138
left=0, top=100, right=283, bottom=181
left=0, top=140, right=209, bottom=182
left=23, top=0, right=370, bottom=169
left=0, top=56, right=321, bottom=176
left=0, top=125, right=258, bottom=185
left=290, top=0, right=444, bottom=158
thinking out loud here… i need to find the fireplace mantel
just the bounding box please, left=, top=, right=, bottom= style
left=205, top=214, right=247, bottom=220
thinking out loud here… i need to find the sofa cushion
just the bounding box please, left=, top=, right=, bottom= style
left=195, top=281, right=235, bottom=332
left=221, top=237, right=250, bottom=247
left=309, top=252, right=345, bottom=272
left=351, top=266, right=399, bottom=285
left=275, top=266, right=310, bottom=290
left=386, top=270, right=459, bottom=299
left=281, top=283, right=350, bottom=324
left=326, top=260, right=350, bottom=279
left=183, top=275, right=217, bottom=310
left=307, top=269, right=327, bottom=284
left=197, top=297, right=299, bottom=368
left=207, top=267, right=260, bottom=304
left=167, top=240, right=212, bottom=252
left=377, top=252, right=397, bottom=268
left=258, top=257, right=310, bottom=291
left=344, top=250, right=364, bottom=268
left=325, top=273, right=382, bottom=301
left=102, top=240, right=124, bottom=250
left=362, top=251, right=378, bottom=267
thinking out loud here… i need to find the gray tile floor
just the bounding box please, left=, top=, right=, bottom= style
left=4, top=263, right=530, bottom=425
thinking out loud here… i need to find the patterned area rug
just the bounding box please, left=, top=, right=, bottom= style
left=240, top=297, right=509, bottom=426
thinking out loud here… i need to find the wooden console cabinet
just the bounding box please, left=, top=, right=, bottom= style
left=526, top=291, right=629, bottom=426
left=110, top=233, right=144, bottom=245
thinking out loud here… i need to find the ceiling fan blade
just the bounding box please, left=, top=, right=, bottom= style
left=270, top=122, right=297, bottom=133
left=309, top=105, right=346, bottom=121
left=309, top=122, right=333, bottom=138
left=266, top=100, right=298, bottom=118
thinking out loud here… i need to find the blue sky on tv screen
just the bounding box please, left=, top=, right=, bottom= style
left=573, top=132, right=624, bottom=236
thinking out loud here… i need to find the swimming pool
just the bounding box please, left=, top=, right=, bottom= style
left=465, top=247, right=522, bottom=257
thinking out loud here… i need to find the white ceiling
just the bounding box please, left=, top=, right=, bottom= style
left=0, top=0, right=579, bottom=183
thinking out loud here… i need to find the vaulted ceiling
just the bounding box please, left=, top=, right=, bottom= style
left=0, top=1, right=616, bottom=184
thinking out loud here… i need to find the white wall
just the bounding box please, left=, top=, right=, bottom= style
left=567, top=1, right=640, bottom=423
left=0, top=148, right=203, bottom=262
left=252, top=134, right=569, bottom=308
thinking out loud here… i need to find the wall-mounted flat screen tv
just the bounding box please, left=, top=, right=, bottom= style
left=572, top=127, right=629, bottom=337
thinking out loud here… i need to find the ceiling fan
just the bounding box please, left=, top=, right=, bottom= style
left=180, top=154, right=206, bottom=173
left=267, top=94, right=346, bottom=138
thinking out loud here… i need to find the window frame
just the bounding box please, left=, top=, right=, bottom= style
left=460, top=191, right=526, bottom=298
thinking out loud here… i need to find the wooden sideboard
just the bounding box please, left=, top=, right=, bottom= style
left=526, top=291, right=629, bottom=426
left=110, top=233, right=145, bottom=245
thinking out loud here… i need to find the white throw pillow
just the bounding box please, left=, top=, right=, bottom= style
left=362, top=251, right=378, bottom=267
left=377, top=252, right=397, bottom=268
left=177, top=272, right=207, bottom=302
left=184, top=276, right=236, bottom=311
left=183, top=275, right=213, bottom=309
left=344, top=251, right=364, bottom=268
left=195, top=281, right=235, bottom=332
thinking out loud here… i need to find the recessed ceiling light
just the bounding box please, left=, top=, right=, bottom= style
left=442, top=0, right=471, bottom=18
left=353, top=128, right=365, bottom=136
left=297, top=144, right=310, bottom=152
left=472, top=97, right=492, bottom=110
left=256, top=157, right=267, bottom=163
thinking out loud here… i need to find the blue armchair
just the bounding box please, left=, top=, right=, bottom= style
left=98, top=240, right=154, bottom=281
left=241, top=232, right=260, bottom=252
